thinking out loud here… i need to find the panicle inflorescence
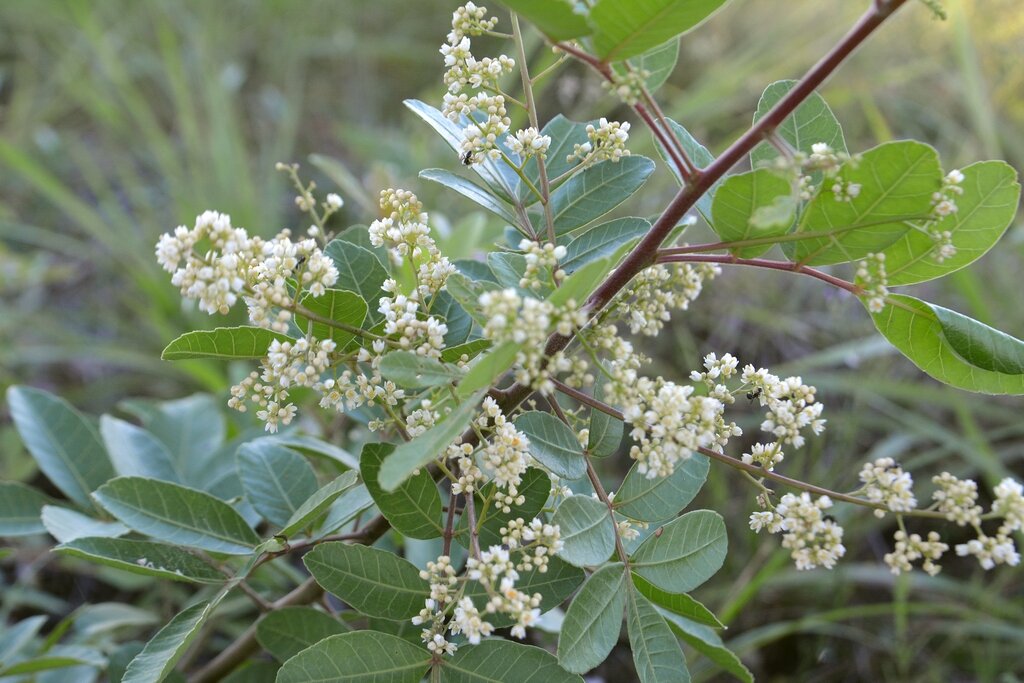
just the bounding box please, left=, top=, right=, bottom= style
left=858, top=457, right=917, bottom=517
left=568, top=118, right=632, bottom=165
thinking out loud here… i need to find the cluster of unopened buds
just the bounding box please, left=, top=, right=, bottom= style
left=855, top=252, right=889, bottom=313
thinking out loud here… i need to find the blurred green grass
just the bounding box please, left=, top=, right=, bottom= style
left=1, top=0, right=1023, bottom=680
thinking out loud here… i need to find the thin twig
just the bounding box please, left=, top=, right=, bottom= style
left=656, top=253, right=862, bottom=294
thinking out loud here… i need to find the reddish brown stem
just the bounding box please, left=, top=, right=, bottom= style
left=657, top=253, right=862, bottom=295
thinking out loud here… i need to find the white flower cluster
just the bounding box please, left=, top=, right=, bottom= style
left=506, top=127, right=552, bottom=161
left=924, top=168, right=964, bottom=262
left=741, top=365, right=826, bottom=449
left=518, top=238, right=566, bottom=290
left=603, top=68, right=649, bottom=106
left=228, top=337, right=337, bottom=432
left=475, top=397, right=532, bottom=492
left=622, top=378, right=730, bottom=479
left=379, top=278, right=449, bottom=358
left=500, top=517, right=563, bottom=573
left=753, top=493, right=846, bottom=570
left=742, top=442, right=785, bottom=472
left=884, top=530, right=948, bottom=576
left=617, top=263, right=719, bottom=336
left=774, top=142, right=856, bottom=201
left=155, top=210, right=338, bottom=330
left=568, top=118, right=632, bottom=165
left=478, top=288, right=587, bottom=394
left=855, top=252, right=889, bottom=314
left=955, top=478, right=1023, bottom=570
left=439, top=5, right=515, bottom=164
left=931, top=472, right=982, bottom=526
left=858, top=457, right=917, bottom=517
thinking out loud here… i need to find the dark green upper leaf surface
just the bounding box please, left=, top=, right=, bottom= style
left=750, top=79, right=847, bottom=169
left=55, top=536, right=225, bottom=583
left=631, top=510, right=727, bottom=592
left=660, top=610, right=752, bottom=683
left=305, top=542, right=429, bottom=620
left=872, top=294, right=1024, bottom=394
left=296, top=288, right=368, bottom=347
left=792, top=140, right=942, bottom=265
left=550, top=156, right=655, bottom=234
left=615, top=453, right=709, bottom=522
left=589, top=0, right=728, bottom=62
left=711, top=169, right=795, bottom=257
left=444, top=639, right=584, bottom=682
left=160, top=326, right=292, bottom=361
left=881, top=160, right=1020, bottom=285
left=276, top=631, right=430, bottom=683
left=93, top=476, right=260, bottom=554
left=236, top=440, right=319, bottom=527
left=361, top=442, right=444, bottom=539
left=7, top=386, right=115, bottom=511
left=500, top=0, right=592, bottom=41
left=558, top=562, right=627, bottom=674
left=515, top=411, right=586, bottom=479
left=255, top=607, right=347, bottom=664
left=632, top=573, right=723, bottom=628
left=325, top=238, right=389, bottom=325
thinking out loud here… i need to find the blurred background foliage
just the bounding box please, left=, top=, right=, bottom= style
left=1, top=0, right=1022, bottom=680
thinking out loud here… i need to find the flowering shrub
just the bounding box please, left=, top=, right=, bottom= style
left=3, top=1, right=1023, bottom=681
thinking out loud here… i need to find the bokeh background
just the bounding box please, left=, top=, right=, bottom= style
left=2, top=0, right=1023, bottom=680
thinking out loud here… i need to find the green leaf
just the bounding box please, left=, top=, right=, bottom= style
left=441, top=339, right=492, bottom=364
left=7, top=386, right=115, bottom=511
left=454, top=258, right=500, bottom=284
left=659, top=611, right=752, bottom=683
left=550, top=157, right=655, bottom=234
left=255, top=607, right=347, bottom=663
left=41, top=505, right=128, bottom=543
left=557, top=562, right=627, bottom=674
left=457, top=468, right=551, bottom=550
left=421, top=168, right=521, bottom=227
left=614, top=38, right=680, bottom=93
left=711, top=169, right=795, bottom=257
left=881, top=160, right=1021, bottom=285
left=0, top=648, right=104, bottom=677
left=276, top=631, right=430, bottom=683
left=631, top=510, right=727, bottom=592
left=552, top=495, right=616, bottom=567
left=632, top=573, right=723, bottom=628
left=160, top=326, right=292, bottom=361
left=55, top=537, right=225, bottom=583
left=139, top=394, right=224, bottom=489
left=562, top=217, right=649, bottom=275
left=100, top=416, right=182, bottom=483
left=657, top=119, right=720, bottom=223
left=236, top=440, right=319, bottom=527
left=589, top=0, right=727, bottom=62
left=515, top=411, right=586, bottom=479
left=121, top=601, right=213, bottom=683
left=627, top=589, right=690, bottom=683
left=522, top=116, right=593, bottom=202
left=750, top=80, right=847, bottom=169
left=615, top=453, right=709, bottom=522
left=405, top=99, right=519, bottom=202
left=324, top=239, right=389, bottom=324
left=488, top=252, right=532, bottom=292
left=431, top=290, right=474, bottom=347
left=499, top=0, right=592, bottom=41
left=446, top=272, right=503, bottom=328
left=361, top=443, right=444, bottom=539
left=444, top=639, right=584, bottom=682
left=314, top=484, right=374, bottom=539
left=92, top=477, right=260, bottom=555
left=304, top=542, right=430, bottom=620
left=458, top=342, right=521, bottom=397
left=379, top=393, right=483, bottom=491
left=792, top=141, right=942, bottom=265
left=0, top=481, right=52, bottom=536
left=267, top=434, right=359, bottom=471
left=587, top=372, right=623, bottom=458
left=872, top=294, right=1024, bottom=394
left=296, top=288, right=368, bottom=347
left=546, top=256, right=612, bottom=308
left=279, top=471, right=360, bottom=538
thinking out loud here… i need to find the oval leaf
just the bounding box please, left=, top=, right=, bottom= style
left=660, top=611, right=752, bottom=683
left=100, top=416, right=182, bottom=483
left=0, top=482, right=52, bottom=537
left=552, top=495, right=616, bottom=567
left=41, top=505, right=128, bottom=543
left=562, top=217, right=649, bottom=275
left=627, top=590, right=691, bottom=683
left=361, top=443, right=444, bottom=539
left=92, top=477, right=260, bottom=555
left=236, top=440, right=319, bottom=527
left=445, top=639, right=584, bottom=682
left=590, top=0, right=728, bottom=62
left=296, top=288, right=368, bottom=347
left=615, top=453, right=709, bottom=522
left=550, top=157, right=655, bottom=234
left=304, top=542, right=429, bottom=620
left=711, top=169, right=795, bottom=257
left=872, top=294, right=1024, bottom=394
left=276, top=631, right=430, bottom=683
left=557, top=562, right=627, bottom=674
left=379, top=350, right=462, bottom=389
left=421, top=168, right=521, bottom=227
left=750, top=79, right=847, bottom=169
left=7, top=386, right=115, bottom=511
left=632, top=573, right=723, bottom=628
left=255, top=607, right=347, bottom=663
left=499, top=0, right=592, bottom=41
left=160, top=326, right=292, bottom=361
left=122, top=601, right=213, bottom=683
left=55, top=536, right=224, bottom=584
left=515, top=411, right=586, bottom=479
left=631, top=510, right=727, bottom=592
left=280, top=471, right=360, bottom=539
